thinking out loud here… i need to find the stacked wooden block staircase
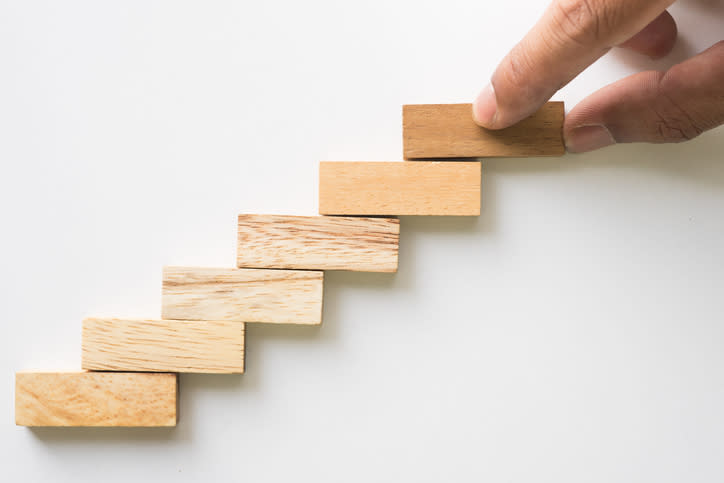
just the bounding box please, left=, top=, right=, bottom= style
left=15, top=102, right=564, bottom=427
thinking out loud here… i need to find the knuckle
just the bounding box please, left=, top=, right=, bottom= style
left=548, top=0, right=614, bottom=47
left=653, top=117, right=703, bottom=143
left=652, top=76, right=706, bottom=142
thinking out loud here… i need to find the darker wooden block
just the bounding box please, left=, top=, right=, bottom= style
left=403, top=102, right=565, bottom=159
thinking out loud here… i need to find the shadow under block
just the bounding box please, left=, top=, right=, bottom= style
left=237, top=214, right=400, bottom=272
left=318, top=161, right=481, bottom=216
left=403, top=102, right=565, bottom=159
left=15, top=372, right=177, bottom=427
left=162, top=266, right=323, bottom=325
left=82, top=318, right=245, bottom=374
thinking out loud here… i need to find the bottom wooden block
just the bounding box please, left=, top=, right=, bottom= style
left=15, top=372, right=178, bottom=427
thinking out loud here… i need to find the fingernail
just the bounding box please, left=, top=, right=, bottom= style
left=472, top=83, right=497, bottom=127
left=565, top=125, right=616, bottom=153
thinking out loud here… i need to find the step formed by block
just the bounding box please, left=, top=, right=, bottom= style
left=163, top=266, right=323, bottom=325
left=319, top=161, right=480, bottom=216
left=237, top=214, right=400, bottom=272
left=82, top=317, right=245, bottom=373
left=15, top=372, right=177, bottom=427
left=403, top=102, right=565, bottom=159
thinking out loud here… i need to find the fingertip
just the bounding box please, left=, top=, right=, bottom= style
left=619, top=10, right=678, bottom=59
left=472, top=83, right=498, bottom=128
left=565, top=125, right=616, bottom=153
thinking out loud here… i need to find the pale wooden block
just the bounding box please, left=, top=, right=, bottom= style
left=237, top=214, right=400, bottom=272
left=403, top=102, right=565, bottom=159
left=15, top=372, right=177, bottom=427
left=82, top=318, right=245, bottom=374
left=318, top=161, right=481, bottom=216
left=163, top=266, right=323, bottom=325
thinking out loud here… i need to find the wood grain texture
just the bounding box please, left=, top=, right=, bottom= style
left=15, top=372, right=177, bottom=427
left=163, top=266, right=323, bottom=325
left=318, top=161, right=480, bottom=216
left=82, top=318, right=245, bottom=373
left=403, top=102, right=565, bottom=159
left=237, top=214, right=400, bottom=272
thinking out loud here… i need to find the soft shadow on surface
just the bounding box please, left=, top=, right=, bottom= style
left=320, top=171, right=495, bottom=296
left=680, top=0, right=724, bottom=15
left=401, top=215, right=481, bottom=233
left=245, top=322, right=325, bottom=345
left=609, top=137, right=724, bottom=189
left=481, top=131, right=724, bottom=189
left=177, top=373, right=247, bottom=436
left=26, top=371, right=254, bottom=445
left=402, top=160, right=495, bottom=234
left=28, top=134, right=724, bottom=445
left=243, top=318, right=333, bottom=379
left=29, top=426, right=178, bottom=444
left=29, top=374, right=249, bottom=444
left=180, top=373, right=246, bottom=393
left=611, top=35, right=699, bottom=72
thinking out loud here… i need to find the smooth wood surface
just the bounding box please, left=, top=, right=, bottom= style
left=319, top=161, right=480, bottom=216
left=403, top=102, right=565, bottom=159
left=82, top=318, right=245, bottom=373
left=15, top=372, right=177, bottom=427
left=163, top=266, right=323, bottom=325
left=237, top=214, right=400, bottom=272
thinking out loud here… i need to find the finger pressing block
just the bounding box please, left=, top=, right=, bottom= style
left=15, top=372, right=177, bottom=427
left=82, top=318, right=245, bottom=373
left=237, top=214, right=399, bottom=272
left=403, top=102, right=565, bottom=159
left=318, top=161, right=481, bottom=216
left=162, top=266, right=323, bottom=325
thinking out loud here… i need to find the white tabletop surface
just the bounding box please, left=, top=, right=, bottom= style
left=2, top=1, right=724, bottom=481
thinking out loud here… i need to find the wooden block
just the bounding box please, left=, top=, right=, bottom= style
left=403, top=102, right=565, bottom=159
left=318, top=161, right=480, bottom=216
left=15, top=372, right=177, bottom=427
left=163, top=266, right=323, bottom=325
left=237, top=214, right=400, bottom=272
left=82, top=318, right=245, bottom=374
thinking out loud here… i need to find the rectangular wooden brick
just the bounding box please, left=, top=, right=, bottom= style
left=237, top=214, right=400, bottom=272
left=403, top=102, right=565, bottom=159
left=163, top=266, right=323, bottom=325
left=318, top=161, right=480, bottom=216
left=82, top=317, right=245, bottom=374
left=15, top=372, right=177, bottom=427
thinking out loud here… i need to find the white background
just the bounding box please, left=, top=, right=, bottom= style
left=1, top=1, right=724, bottom=481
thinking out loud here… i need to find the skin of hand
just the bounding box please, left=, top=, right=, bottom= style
left=472, top=0, right=724, bottom=153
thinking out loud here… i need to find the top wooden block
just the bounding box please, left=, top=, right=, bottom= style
left=403, top=102, right=565, bottom=159
left=238, top=214, right=399, bottom=272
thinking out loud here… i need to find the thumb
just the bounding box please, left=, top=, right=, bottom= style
left=565, top=41, right=724, bottom=153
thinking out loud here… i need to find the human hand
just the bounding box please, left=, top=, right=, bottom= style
left=472, top=0, right=724, bottom=153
